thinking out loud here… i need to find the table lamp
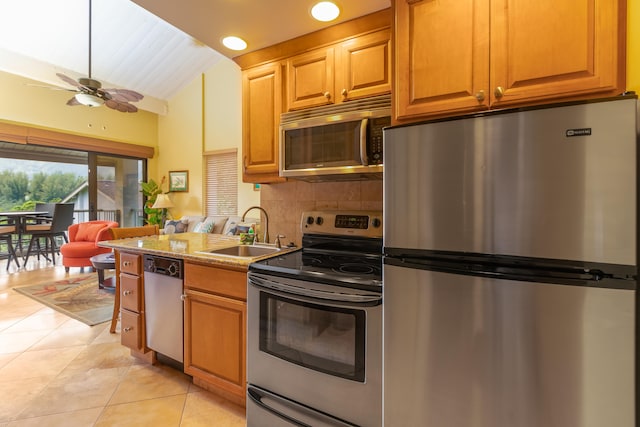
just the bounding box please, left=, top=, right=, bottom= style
left=151, top=193, right=174, bottom=227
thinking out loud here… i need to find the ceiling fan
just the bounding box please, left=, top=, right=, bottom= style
left=56, top=0, right=143, bottom=113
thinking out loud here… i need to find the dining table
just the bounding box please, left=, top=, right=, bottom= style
left=0, top=211, right=51, bottom=256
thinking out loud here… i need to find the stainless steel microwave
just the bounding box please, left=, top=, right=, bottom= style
left=279, top=95, right=391, bottom=182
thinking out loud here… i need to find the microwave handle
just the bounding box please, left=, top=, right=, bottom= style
left=359, top=118, right=369, bottom=165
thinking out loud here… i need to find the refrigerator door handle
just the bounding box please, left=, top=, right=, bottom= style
left=248, top=385, right=357, bottom=427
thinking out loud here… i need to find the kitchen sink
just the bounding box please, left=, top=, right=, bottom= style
left=199, top=244, right=282, bottom=258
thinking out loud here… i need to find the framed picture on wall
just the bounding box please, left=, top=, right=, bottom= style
left=169, top=170, right=189, bottom=192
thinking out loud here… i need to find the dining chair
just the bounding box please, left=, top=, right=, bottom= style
left=0, top=217, right=20, bottom=270
left=108, top=225, right=159, bottom=333
left=23, top=203, right=75, bottom=265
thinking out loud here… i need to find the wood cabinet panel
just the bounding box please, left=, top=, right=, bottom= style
left=185, top=290, right=246, bottom=386
left=287, top=47, right=335, bottom=109
left=242, top=62, right=284, bottom=183
left=121, top=309, right=142, bottom=350
left=183, top=263, right=247, bottom=405
left=394, top=0, right=626, bottom=122
left=395, top=0, right=489, bottom=119
left=120, top=252, right=141, bottom=275
left=286, top=29, right=391, bottom=111
left=489, top=0, right=625, bottom=107
left=118, top=250, right=147, bottom=354
left=338, top=29, right=392, bottom=102
left=120, top=273, right=142, bottom=312
left=184, top=262, right=247, bottom=300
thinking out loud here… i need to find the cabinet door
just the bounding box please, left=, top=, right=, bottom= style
left=490, top=0, right=625, bottom=107
left=394, top=0, right=490, bottom=122
left=184, top=289, right=247, bottom=403
left=242, top=62, right=284, bottom=182
left=337, top=29, right=391, bottom=102
left=286, top=47, right=335, bottom=110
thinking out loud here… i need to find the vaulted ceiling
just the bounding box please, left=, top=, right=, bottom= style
left=0, top=0, right=389, bottom=115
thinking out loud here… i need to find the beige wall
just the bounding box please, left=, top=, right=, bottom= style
left=155, top=58, right=259, bottom=220
left=0, top=71, right=157, bottom=146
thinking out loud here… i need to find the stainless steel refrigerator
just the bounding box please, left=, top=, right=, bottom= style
left=383, top=96, right=637, bottom=427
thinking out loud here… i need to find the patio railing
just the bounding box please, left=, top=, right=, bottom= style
left=0, top=209, right=123, bottom=262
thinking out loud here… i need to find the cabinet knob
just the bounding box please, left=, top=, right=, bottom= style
left=494, top=86, right=504, bottom=99
left=123, top=327, right=133, bottom=332
left=475, top=90, right=485, bottom=101
left=341, top=88, right=348, bottom=99
left=123, top=290, right=133, bottom=296
left=323, top=91, right=331, bottom=99
left=123, top=261, right=132, bottom=267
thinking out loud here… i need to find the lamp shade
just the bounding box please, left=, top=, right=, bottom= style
left=152, top=193, right=174, bottom=209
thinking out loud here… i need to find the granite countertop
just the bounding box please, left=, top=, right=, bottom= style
left=99, top=232, right=295, bottom=270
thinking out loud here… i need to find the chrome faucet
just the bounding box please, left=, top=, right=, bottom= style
left=241, top=206, right=269, bottom=243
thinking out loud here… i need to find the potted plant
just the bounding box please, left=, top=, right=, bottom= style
left=140, top=177, right=165, bottom=225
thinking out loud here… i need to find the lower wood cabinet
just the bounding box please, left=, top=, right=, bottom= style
left=183, top=262, right=247, bottom=406
left=117, top=251, right=148, bottom=355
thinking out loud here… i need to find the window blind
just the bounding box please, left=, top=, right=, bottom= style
left=205, top=149, right=238, bottom=215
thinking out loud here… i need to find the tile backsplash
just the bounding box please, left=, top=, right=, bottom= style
left=260, top=180, right=383, bottom=247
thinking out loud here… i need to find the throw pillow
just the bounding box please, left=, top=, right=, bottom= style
left=76, top=222, right=106, bottom=242
left=192, top=221, right=204, bottom=233
left=200, top=221, right=214, bottom=233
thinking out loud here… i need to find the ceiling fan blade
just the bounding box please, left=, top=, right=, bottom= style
left=105, top=99, right=138, bottom=113
left=56, top=73, right=80, bottom=88
left=104, top=88, right=144, bottom=102
left=66, top=96, right=81, bottom=106
left=27, top=83, right=78, bottom=92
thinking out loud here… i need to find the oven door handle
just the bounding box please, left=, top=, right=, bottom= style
left=249, top=275, right=381, bottom=306
left=248, top=385, right=358, bottom=427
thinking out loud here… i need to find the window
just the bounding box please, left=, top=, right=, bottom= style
left=205, top=149, right=238, bottom=215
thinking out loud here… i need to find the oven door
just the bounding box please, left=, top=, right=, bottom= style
left=247, top=272, right=382, bottom=427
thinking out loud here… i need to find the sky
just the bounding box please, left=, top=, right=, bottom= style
left=0, top=158, right=86, bottom=177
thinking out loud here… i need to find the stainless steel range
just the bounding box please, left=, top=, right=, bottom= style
left=247, top=210, right=383, bottom=427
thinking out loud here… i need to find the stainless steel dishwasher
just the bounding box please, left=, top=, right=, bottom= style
left=143, top=254, right=184, bottom=363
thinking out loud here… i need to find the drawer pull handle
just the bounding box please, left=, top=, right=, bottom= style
left=123, top=261, right=132, bottom=267
left=123, top=327, right=133, bottom=332
left=123, top=290, right=133, bottom=296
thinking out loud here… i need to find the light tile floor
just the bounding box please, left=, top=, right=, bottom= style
left=0, top=260, right=247, bottom=427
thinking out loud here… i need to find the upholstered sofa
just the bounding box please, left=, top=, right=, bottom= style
left=163, top=215, right=261, bottom=238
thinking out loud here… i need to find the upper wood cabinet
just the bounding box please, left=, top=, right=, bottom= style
left=287, top=29, right=391, bottom=110
left=394, top=0, right=626, bottom=122
left=241, top=62, right=285, bottom=183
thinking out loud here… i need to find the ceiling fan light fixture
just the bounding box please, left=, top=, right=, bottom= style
left=311, top=1, right=340, bottom=22
left=75, top=92, right=104, bottom=107
left=222, top=36, right=247, bottom=51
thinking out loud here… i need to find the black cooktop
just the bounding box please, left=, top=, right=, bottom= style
left=248, top=234, right=383, bottom=291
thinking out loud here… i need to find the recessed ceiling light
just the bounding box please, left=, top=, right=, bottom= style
left=222, top=36, right=247, bottom=51
left=311, top=1, right=340, bottom=22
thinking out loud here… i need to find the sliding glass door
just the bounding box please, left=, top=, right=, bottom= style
left=91, top=154, right=144, bottom=226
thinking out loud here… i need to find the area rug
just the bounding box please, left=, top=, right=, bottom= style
left=13, top=274, right=114, bottom=326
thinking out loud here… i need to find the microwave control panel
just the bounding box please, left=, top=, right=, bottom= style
left=368, top=116, right=390, bottom=165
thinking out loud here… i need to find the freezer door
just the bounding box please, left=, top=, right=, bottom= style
left=384, top=98, right=637, bottom=265
left=383, top=264, right=635, bottom=427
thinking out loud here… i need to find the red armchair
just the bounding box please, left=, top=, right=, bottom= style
left=60, top=220, right=119, bottom=272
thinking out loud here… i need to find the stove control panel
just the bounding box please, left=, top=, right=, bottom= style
left=301, top=210, right=382, bottom=238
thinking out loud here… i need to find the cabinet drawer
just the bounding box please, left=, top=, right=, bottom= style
left=120, top=252, right=141, bottom=275
left=121, top=309, right=142, bottom=350
left=185, top=263, right=247, bottom=300
left=120, top=273, right=142, bottom=312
